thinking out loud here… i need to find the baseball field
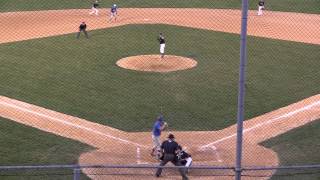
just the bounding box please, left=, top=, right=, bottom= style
left=0, top=0, right=320, bottom=179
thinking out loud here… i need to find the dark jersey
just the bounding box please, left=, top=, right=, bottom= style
left=258, top=1, right=264, bottom=6
left=176, top=151, right=191, bottom=165
left=111, top=6, right=118, bottom=13
left=93, top=2, right=99, bottom=8
left=159, top=36, right=165, bottom=44
left=79, top=24, right=87, bottom=31
left=177, top=151, right=191, bottom=160
left=161, top=140, right=179, bottom=154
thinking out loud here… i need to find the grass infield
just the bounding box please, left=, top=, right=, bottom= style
left=0, top=0, right=319, bottom=14
left=0, top=24, right=319, bottom=131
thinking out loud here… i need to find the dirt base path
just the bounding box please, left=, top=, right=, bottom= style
left=0, top=9, right=319, bottom=44
left=1, top=8, right=320, bottom=179
left=1, top=95, right=320, bottom=179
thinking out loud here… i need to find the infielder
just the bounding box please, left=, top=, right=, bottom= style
left=257, top=0, right=265, bottom=16
left=158, top=33, right=166, bottom=59
left=76, top=22, right=89, bottom=39
left=89, top=0, right=99, bottom=15
left=151, top=115, right=167, bottom=159
left=109, top=4, right=118, bottom=22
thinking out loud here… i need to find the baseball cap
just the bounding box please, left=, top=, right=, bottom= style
left=168, top=134, right=175, bottom=139
left=157, top=115, right=163, bottom=121
left=113, top=4, right=117, bottom=7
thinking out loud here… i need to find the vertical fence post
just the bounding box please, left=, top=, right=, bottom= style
left=73, top=168, right=81, bottom=180
left=235, top=0, right=249, bottom=179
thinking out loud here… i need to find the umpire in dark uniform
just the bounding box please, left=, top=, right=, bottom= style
left=155, top=134, right=188, bottom=180
left=76, top=22, right=89, bottom=39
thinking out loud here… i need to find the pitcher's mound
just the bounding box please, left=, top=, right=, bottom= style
left=116, top=55, right=197, bottom=72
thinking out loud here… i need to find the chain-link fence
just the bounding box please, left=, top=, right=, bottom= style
left=1, top=164, right=320, bottom=179
left=0, top=0, right=319, bottom=179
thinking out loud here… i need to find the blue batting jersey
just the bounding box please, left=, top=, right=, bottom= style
left=111, top=5, right=117, bottom=13
left=152, top=120, right=162, bottom=136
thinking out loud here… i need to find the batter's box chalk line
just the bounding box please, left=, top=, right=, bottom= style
left=198, top=145, right=223, bottom=163
left=136, top=147, right=150, bottom=164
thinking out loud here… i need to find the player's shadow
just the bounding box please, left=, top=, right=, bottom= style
left=187, top=54, right=198, bottom=58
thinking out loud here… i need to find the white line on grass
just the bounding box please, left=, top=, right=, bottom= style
left=0, top=101, right=149, bottom=149
left=201, top=101, right=320, bottom=148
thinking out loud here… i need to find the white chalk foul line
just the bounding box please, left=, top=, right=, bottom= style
left=201, top=100, right=320, bottom=148
left=136, top=147, right=141, bottom=164
left=136, top=147, right=150, bottom=164
left=0, top=101, right=149, bottom=149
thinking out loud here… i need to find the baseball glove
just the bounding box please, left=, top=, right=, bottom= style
left=162, top=122, right=168, bottom=130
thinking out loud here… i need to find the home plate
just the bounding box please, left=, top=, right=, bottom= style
left=143, top=18, right=150, bottom=21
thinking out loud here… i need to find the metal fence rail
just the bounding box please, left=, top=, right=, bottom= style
left=0, top=164, right=319, bottom=180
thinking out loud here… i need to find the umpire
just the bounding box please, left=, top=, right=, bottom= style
left=155, top=134, right=188, bottom=180
left=76, top=22, right=89, bottom=39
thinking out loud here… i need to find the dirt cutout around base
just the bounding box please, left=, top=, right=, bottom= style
left=116, top=55, right=197, bottom=72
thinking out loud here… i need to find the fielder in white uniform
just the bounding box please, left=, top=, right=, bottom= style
left=89, top=0, right=99, bottom=15
left=257, top=0, right=265, bottom=16
left=158, top=33, right=166, bottom=59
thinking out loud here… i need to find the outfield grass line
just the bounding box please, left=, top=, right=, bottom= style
left=201, top=101, right=320, bottom=148
left=0, top=100, right=149, bottom=149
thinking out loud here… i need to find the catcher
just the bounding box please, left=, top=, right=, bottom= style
left=176, top=145, right=193, bottom=173
left=151, top=115, right=168, bottom=159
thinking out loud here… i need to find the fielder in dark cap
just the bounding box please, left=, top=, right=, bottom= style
left=158, top=33, right=166, bottom=58
left=155, top=134, right=188, bottom=179
left=76, top=22, right=89, bottom=39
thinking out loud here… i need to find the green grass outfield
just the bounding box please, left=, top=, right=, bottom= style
left=0, top=117, right=92, bottom=179
left=261, top=120, right=320, bottom=179
left=0, top=0, right=319, bottom=14
left=1, top=24, right=320, bottom=132
left=1, top=0, right=319, bottom=178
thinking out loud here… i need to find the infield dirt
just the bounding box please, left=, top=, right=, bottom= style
left=0, top=8, right=320, bottom=179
